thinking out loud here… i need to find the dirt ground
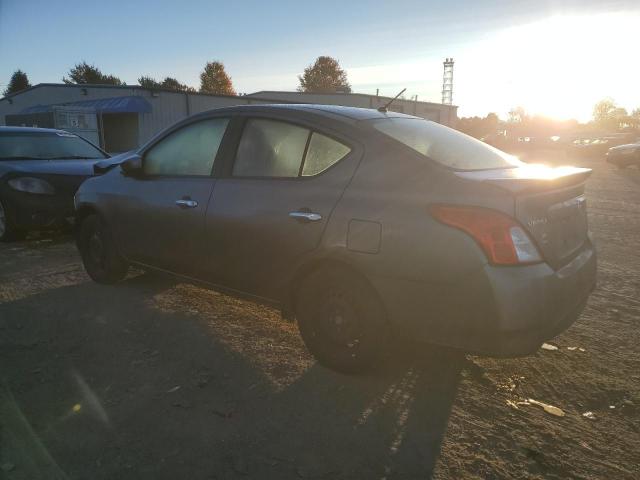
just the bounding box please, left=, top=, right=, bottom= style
left=1, top=157, right=639, bottom=480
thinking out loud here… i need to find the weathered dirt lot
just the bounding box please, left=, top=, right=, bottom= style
left=1, top=158, right=639, bottom=479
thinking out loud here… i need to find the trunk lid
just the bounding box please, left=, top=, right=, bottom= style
left=456, top=165, right=592, bottom=269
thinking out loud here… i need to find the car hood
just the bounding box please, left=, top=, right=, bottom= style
left=0, top=158, right=103, bottom=176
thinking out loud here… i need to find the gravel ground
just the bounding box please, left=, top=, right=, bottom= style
left=0, top=157, right=638, bottom=479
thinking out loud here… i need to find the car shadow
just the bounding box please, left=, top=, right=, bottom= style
left=235, top=346, right=464, bottom=479
left=0, top=273, right=463, bottom=480
left=610, top=164, right=640, bottom=185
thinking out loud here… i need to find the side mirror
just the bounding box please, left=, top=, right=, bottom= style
left=120, top=154, right=143, bottom=176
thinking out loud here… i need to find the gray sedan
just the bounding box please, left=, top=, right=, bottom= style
left=74, top=104, right=596, bottom=373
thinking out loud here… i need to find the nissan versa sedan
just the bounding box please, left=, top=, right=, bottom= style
left=0, top=126, right=108, bottom=241
left=74, top=104, right=597, bottom=373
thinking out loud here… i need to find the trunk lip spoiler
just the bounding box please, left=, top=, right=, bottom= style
left=454, top=166, right=592, bottom=194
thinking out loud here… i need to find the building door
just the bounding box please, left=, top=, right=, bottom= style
left=102, top=113, right=139, bottom=153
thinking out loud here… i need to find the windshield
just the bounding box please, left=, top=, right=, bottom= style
left=0, top=132, right=107, bottom=160
left=371, top=117, right=522, bottom=170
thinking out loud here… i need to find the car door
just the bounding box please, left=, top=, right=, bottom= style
left=110, top=117, right=230, bottom=275
left=202, top=116, right=361, bottom=300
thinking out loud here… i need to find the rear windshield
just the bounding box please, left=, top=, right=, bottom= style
left=0, top=132, right=107, bottom=160
left=371, top=117, right=521, bottom=170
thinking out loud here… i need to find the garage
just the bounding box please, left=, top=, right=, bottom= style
left=5, top=95, right=152, bottom=153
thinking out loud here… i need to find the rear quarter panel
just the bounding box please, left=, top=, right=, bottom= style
left=317, top=134, right=519, bottom=337
left=321, top=134, right=514, bottom=284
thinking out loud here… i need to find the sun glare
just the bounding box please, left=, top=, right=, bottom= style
left=457, top=12, right=640, bottom=120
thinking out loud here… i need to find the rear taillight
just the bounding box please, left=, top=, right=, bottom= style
left=430, top=205, right=542, bottom=265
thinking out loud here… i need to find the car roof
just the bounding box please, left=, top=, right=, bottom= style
left=0, top=126, right=69, bottom=135
left=209, top=103, right=420, bottom=122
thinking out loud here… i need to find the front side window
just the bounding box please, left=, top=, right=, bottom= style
left=371, top=117, right=521, bottom=171
left=144, top=118, right=229, bottom=176
left=233, top=119, right=351, bottom=178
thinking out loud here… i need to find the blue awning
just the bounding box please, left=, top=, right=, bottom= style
left=21, top=95, right=152, bottom=114
left=19, top=104, right=55, bottom=114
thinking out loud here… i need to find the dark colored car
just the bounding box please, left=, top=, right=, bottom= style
left=74, top=104, right=597, bottom=373
left=606, top=141, right=640, bottom=168
left=0, top=126, right=108, bottom=241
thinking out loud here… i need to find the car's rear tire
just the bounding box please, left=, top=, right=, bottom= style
left=78, top=214, right=128, bottom=284
left=296, top=266, right=390, bottom=374
left=0, top=198, right=27, bottom=242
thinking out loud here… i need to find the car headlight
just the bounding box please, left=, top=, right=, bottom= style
left=7, top=177, right=56, bottom=195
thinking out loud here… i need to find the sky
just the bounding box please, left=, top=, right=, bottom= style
left=1, top=0, right=639, bottom=121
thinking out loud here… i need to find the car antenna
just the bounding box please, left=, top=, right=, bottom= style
left=378, top=88, right=406, bottom=113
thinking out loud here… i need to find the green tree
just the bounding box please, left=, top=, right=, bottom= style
left=485, top=112, right=499, bottom=130
left=138, top=75, right=161, bottom=89
left=508, top=106, right=527, bottom=124
left=592, top=98, right=616, bottom=124
left=592, top=99, right=632, bottom=130
left=298, top=56, right=351, bottom=93
left=63, top=62, right=124, bottom=85
left=457, top=113, right=500, bottom=139
left=612, top=107, right=628, bottom=119
left=199, top=61, right=235, bottom=95
left=161, top=77, right=195, bottom=92
left=138, top=75, right=195, bottom=92
left=3, top=69, right=31, bottom=96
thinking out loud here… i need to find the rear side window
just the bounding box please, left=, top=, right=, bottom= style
left=371, top=118, right=520, bottom=170
left=302, top=133, right=351, bottom=176
left=233, top=119, right=308, bottom=177
left=233, top=119, right=351, bottom=178
left=144, top=118, right=229, bottom=176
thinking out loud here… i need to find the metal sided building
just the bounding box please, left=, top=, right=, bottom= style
left=0, top=84, right=458, bottom=152
left=0, top=84, right=279, bottom=152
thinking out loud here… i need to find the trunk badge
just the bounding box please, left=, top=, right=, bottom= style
left=527, top=217, right=548, bottom=228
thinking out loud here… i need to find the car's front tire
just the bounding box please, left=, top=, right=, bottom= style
left=78, top=214, right=128, bottom=284
left=0, top=198, right=27, bottom=242
left=296, top=266, right=390, bottom=374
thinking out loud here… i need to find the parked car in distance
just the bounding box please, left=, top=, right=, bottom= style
left=606, top=141, right=640, bottom=168
left=74, top=104, right=597, bottom=373
left=570, top=133, right=637, bottom=158
left=0, top=126, right=108, bottom=241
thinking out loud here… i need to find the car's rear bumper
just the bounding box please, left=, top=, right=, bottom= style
left=370, top=240, right=597, bottom=357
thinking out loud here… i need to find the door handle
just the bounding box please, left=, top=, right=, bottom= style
left=289, top=211, right=322, bottom=222
left=175, top=199, right=198, bottom=209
